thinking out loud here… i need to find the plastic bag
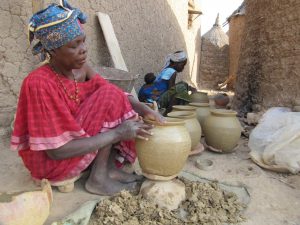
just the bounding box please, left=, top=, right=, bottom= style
left=249, top=107, right=300, bottom=173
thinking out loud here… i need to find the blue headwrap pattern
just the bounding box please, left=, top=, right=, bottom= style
left=28, top=0, right=87, bottom=60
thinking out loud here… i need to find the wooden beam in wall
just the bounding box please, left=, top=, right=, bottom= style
left=97, top=12, right=128, bottom=71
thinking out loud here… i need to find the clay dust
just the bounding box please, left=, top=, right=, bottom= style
left=89, top=179, right=245, bottom=225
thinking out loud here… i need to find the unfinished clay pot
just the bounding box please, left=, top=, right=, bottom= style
left=203, top=109, right=242, bottom=153
left=190, top=91, right=209, bottom=103
left=172, top=105, right=197, bottom=112
left=136, top=118, right=191, bottom=180
left=0, top=179, right=52, bottom=225
left=189, top=102, right=211, bottom=131
left=167, top=111, right=201, bottom=150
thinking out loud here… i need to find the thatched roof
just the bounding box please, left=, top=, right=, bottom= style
left=227, top=1, right=245, bottom=22
left=202, top=14, right=229, bottom=48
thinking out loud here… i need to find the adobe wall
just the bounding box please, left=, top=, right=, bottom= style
left=198, top=40, right=229, bottom=90
left=0, top=0, right=201, bottom=135
left=228, top=15, right=245, bottom=84
left=233, top=0, right=300, bottom=113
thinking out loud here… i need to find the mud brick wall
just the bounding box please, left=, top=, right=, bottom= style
left=0, top=0, right=202, bottom=134
left=198, top=40, right=229, bottom=90
left=233, top=0, right=300, bottom=113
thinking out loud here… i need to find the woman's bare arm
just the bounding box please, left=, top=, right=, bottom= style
left=168, top=72, right=177, bottom=89
left=46, top=119, right=152, bottom=160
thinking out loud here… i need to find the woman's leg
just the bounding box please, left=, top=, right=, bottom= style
left=76, top=84, right=141, bottom=186
left=85, top=144, right=137, bottom=195
left=107, top=148, right=143, bottom=183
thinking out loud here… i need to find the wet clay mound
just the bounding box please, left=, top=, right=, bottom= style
left=89, top=179, right=245, bottom=225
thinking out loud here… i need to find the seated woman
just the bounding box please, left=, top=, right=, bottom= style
left=138, top=73, right=157, bottom=103
left=11, top=1, right=163, bottom=196
left=152, top=51, right=192, bottom=113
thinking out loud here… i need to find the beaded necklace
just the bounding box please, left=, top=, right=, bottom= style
left=50, top=65, right=80, bottom=104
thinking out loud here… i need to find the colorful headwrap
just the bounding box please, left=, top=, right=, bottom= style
left=28, top=0, right=87, bottom=60
left=162, top=51, right=187, bottom=69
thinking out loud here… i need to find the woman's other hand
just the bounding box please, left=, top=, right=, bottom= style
left=143, top=109, right=165, bottom=124
left=128, top=96, right=165, bottom=124
left=115, top=118, right=153, bottom=141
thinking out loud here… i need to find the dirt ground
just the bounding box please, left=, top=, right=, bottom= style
left=0, top=134, right=300, bottom=225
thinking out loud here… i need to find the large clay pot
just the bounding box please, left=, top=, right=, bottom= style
left=172, top=105, right=197, bottom=112
left=0, top=179, right=52, bottom=225
left=190, top=91, right=209, bottom=103
left=167, top=111, right=202, bottom=150
left=136, top=118, right=191, bottom=180
left=203, top=109, right=242, bottom=153
left=189, top=102, right=211, bottom=130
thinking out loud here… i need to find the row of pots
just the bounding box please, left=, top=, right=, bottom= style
left=135, top=91, right=241, bottom=180
left=172, top=104, right=242, bottom=152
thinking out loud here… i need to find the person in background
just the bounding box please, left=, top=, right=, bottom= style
left=152, top=51, right=192, bottom=114
left=11, top=1, right=163, bottom=196
left=138, top=73, right=157, bottom=103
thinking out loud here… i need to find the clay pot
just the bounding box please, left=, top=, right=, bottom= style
left=214, top=93, right=230, bottom=108
left=190, top=91, right=209, bottom=103
left=136, top=118, right=191, bottom=180
left=172, top=105, right=197, bottom=112
left=189, top=102, right=211, bottom=130
left=203, top=109, right=242, bottom=153
left=167, top=111, right=202, bottom=150
left=0, top=179, right=52, bottom=225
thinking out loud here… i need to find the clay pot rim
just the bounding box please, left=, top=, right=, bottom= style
left=172, top=105, right=197, bottom=111
left=167, top=111, right=197, bottom=119
left=144, top=117, right=185, bottom=126
left=193, top=91, right=208, bottom=95
left=189, top=102, right=210, bottom=107
left=210, top=109, right=237, bottom=117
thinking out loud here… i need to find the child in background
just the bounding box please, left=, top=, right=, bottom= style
left=138, top=73, right=158, bottom=103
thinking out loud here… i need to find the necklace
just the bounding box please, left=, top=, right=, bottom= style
left=50, top=65, right=80, bottom=104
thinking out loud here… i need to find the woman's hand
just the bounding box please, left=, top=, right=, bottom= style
left=143, top=108, right=165, bottom=124
left=128, top=96, right=165, bottom=124
left=115, top=118, right=153, bottom=141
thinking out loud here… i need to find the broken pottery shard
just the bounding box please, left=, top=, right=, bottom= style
left=140, top=179, right=186, bottom=211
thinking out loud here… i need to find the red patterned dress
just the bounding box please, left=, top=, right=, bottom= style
left=11, top=65, right=137, bottom=182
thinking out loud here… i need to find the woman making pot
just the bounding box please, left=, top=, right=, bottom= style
left=11, top=1, right=163, bottom=196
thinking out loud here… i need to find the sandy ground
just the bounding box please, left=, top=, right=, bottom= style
left=1, top=134, right=300, bottom=225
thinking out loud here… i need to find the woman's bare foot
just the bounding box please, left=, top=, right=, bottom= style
left=108, top=168, right=144, bottom=183
left=85, top=176, right=137, bottom=196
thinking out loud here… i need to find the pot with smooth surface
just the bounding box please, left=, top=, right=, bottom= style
left=189, top=102, right=211, bottom=131
left=167, top=111, right=201, bottom=150
left=203, top=109, right=242, bottom=153
left=190, top=91, right=209, bottom=103
left=136, top=118, right=191, bottom=180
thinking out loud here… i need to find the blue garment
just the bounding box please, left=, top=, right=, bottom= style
left=154, top=67, right=176, bottom=94
left=28, top=0, right=87, bottom=59
left=138, top=84, right=156, bottom=103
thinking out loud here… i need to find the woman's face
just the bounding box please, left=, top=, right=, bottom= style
left=51, top=34, right=87, bottom=69
left=175, top=60, right=187, bottom=72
